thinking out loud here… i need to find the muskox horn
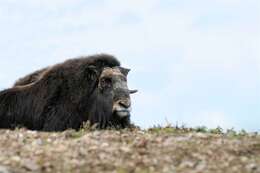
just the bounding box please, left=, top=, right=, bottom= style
left=129, top=89, right=138, bottom=94
left=118, top=67, right=130, bottom=76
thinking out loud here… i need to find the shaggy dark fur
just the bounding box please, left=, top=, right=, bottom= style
left=14, top=67, right=49, bottom=86
left=0, top=54, right=131, bottom=131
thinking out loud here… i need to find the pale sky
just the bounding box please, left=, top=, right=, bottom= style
left=0, top=0, right=259, bottom=131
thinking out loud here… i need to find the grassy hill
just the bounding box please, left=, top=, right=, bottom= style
left=0, top=126, right=259, bottom=173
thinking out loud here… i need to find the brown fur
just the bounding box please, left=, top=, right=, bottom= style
left=14, top=67, right=50, bottom=86
left=0, top=54, right=133, bottom=131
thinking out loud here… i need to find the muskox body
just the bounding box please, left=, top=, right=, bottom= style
left=0, top=54, right=135, bottom=131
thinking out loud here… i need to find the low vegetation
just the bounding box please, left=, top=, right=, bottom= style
left=0, top=125, right=259, bottom=173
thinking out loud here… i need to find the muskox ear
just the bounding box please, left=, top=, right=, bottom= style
left=118, top=67, right=130, bottom=76
left=85, top=65, right=98, bottom=81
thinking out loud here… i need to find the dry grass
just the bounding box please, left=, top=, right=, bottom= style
left=0, top=126, right=259, bottom=173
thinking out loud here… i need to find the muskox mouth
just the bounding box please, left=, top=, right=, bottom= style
left=115, top=110, right=131, bottom=118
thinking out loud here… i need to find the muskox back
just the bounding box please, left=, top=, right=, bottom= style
left=0, top=54, right=125, bottom=131
left=14, top=67, right=49, bottom=87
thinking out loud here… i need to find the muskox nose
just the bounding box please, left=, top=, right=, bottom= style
left=119, top=100, right=131, bottom=109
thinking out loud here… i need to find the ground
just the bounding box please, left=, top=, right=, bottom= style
left=0, top=126, right=259, bottom=173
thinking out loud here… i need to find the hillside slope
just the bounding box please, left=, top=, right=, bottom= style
left=0, top=127, right=259, bottom=173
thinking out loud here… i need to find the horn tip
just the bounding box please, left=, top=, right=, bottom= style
left=130, top=89, right=138, bottom=94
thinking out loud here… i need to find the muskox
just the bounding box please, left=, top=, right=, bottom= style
left=0, top=54, right=137, bottom=131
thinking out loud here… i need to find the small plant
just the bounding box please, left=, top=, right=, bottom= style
left=81, top=121, right=98, bottom=131
left=238, top=129, right=248, bottom=136
left=226, top=128, right=237, bottom=137
left=195, top=126, right=208, bottom=133
left=209, top=126, right=224, bottom=134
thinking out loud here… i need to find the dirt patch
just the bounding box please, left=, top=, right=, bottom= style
left=0, top=127, right=259, bottom=173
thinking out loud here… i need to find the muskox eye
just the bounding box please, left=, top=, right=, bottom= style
left=101, top=77, right=112, bottom=88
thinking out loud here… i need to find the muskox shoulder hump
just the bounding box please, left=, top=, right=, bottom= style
left=13, top=54, right=120, bottom=87
left=14, top=67, right=50, bottom=87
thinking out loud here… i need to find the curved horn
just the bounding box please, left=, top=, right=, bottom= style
left=118, top=67, right=130, bottom=76
left=129, top=89, right=138, bottom=94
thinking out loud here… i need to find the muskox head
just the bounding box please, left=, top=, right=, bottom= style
left=97, top=67, right=137, bottom=120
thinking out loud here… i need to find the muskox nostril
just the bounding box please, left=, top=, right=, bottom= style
left=119, top=100, right=131, bottom=109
